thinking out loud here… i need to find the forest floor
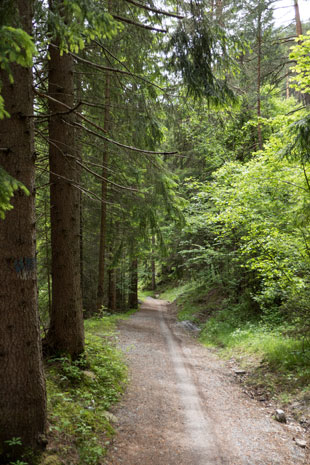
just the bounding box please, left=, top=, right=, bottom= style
left=103, top=297, right=308, bottom=465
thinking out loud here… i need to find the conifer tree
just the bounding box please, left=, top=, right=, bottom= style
left=44, top=0, right=84, bottom=358
left=0, top=0, right=46, bottom=459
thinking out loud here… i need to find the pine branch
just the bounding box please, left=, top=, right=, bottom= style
left=122, top=0, right=184, bottom=19
left=48, top=44, right=158, bottom=92
left=37, top=165, right=116, bottom=206
left=112, top=14, right=167, bottom=32
left=69, top=155, right=141, bottom=193
left=72, top=49, right=165, bottom=92
left=71, top=120, right=178, bottom=156
left=35, top=90, right=177, bottom=155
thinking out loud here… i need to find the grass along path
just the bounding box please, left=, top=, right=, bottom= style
left=40, top=314, right=131, bottom=465
left=157, top=283, right=310, bottom=429
left=104, top=297, right=306, bottom=465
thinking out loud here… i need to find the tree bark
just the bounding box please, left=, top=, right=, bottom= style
left=0, top=0, right=47, bottom=459
left=108, top=267, right=117, bottom=312
left=96, top=72, right=111, bottom=311
left=122, top=272, right=127, bottom=310
left=151, top=235, right=156, bottom=291
left=45, top=0, right=84, bottom=358
left=215, top=0, right=223, bottom=26
left=257, top=8, right=263, bottom=150
left=294, top=0, right=302, bottom=36
left=80, top=190, right=84, bottom=295
left=45, top=196, right=52, bottom=318
left=128, top=258, right=138, bottom=309
left=116, top=268, right=123, bottom=311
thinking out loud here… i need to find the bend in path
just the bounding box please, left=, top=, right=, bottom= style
left=104, top=297, right=306, bottom=465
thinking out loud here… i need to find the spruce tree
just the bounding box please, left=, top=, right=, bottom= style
left=44, top=0, right=84, bottom=358
left=0, top=0, right=46, bottom=460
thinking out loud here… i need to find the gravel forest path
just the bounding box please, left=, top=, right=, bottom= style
left=103, top=297, right=307, bottom=465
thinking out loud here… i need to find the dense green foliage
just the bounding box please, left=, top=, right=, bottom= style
left=45, top=316, right=127, bottom=465
left=144, top=1, right=310, bottom=403
left=290, top=32, right=310, bottom=95
left=0, top=1, right=36, bottom=118
left=2, top=0, right=310, bottom=459
left=0, top=167, right=29, bottom=218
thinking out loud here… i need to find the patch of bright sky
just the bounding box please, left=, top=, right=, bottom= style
left=273, top=0, right=310, bottom=27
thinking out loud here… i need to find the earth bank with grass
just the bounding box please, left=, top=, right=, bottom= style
left=155, top=281, right=310, bottom=435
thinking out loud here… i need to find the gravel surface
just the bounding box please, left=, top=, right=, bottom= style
left=104, top=297, right=307, bottom=465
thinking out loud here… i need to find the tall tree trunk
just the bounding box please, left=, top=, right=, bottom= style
left=45, top=0, right=84, bottom=358
left=116, top=268, right=123, bottom=311
left=108, top=267, right=117, bottom=312
left=45, top=195, right=52, bottom=318
left=80, top=191, right=84, bottom=295
left=257, top=8, right=263, bottom=150
left=119, top=266, right=127, bottom=311
left=96, top=72, right=111, bottom=311
left=294, top=0, right=302, bottom=36
left=128, top=258, right=138, bottom=309
left=0, top=0, right=47, bottom=459
left=76, top=78, right=84, bottom=298
left=151, top=235, right=156, bottom=291
left=215, top=0, right=223, bottom=26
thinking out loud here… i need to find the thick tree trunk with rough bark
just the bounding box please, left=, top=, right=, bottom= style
left=80, top=191, right=84, bottom=293
left=45, top=0, right=84, bottom=358
left=96, top=73, right=111, bottom=311
left=0, top=0, right=47, bottom=459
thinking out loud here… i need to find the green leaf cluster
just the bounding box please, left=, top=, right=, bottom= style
left=0, top=26, right=36, bottom=118
left=0, top=26, right=35, bottom=72
left=0, top=167, right=29, bottom=219
left=46, top=0, right=121, bottom=54
left=290, top=32, right=310, bottom=95
left=176, top=102, right=310, bottom=326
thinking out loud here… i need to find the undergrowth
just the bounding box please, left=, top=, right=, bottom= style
left=138, top=289, right=155, bottom=300
left=199, top=308, right=310, bottom=396
left=160, top=282, right=310, bottom=401
left=42, top=314, right=129, bottom=465
left=158, top=282, right=190, bottom=303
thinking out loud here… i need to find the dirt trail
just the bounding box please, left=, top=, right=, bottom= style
left=104, top=297, right=307, bottom=465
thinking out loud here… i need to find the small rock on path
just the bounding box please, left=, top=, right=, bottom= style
left=104, top=297, right=306, bottom=465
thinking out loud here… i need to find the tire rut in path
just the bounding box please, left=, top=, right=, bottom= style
left=158, top=301, right=224, bottom=465
left=104, top=297, right=306, bottom=465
